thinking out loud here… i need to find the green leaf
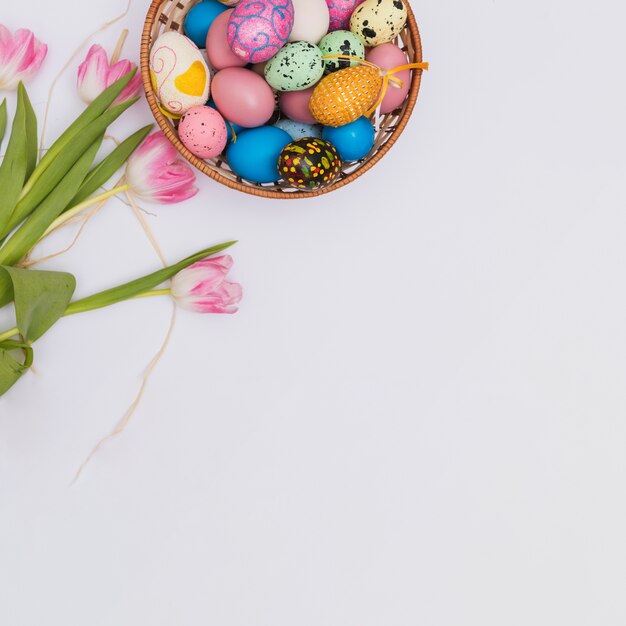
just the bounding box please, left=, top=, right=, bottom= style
left=3, top=97, right=138, bottom=238
left=20, top=83, right=38, bottom=179
left=0, top=137, right=103, bottom=267
left=0, top=88, right=29, bottom=236
left=0, top=341, right=33, bottom=396
left=18, top=69, right=138, bottom=202
left=71, top=124, right=153, bottom=206
left=65, top=242, right=238, bottom=316
left=0, top=99, right=7, bottom=148
left=0, top=271, right=12, bottom=308
left=0, top=266, right=75, bottom=342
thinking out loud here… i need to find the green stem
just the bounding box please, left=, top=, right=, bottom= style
left=0, top=288, right=172, bottom=342
left=0, top=327, right=18, bottom=343
left=42, top=183, right=130, bottom=238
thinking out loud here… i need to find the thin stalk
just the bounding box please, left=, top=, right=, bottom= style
left=42, top=183, right=129, bottom=238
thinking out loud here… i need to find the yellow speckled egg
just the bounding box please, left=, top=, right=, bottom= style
left=309, top=64, right=382, bottom=127
left=149, top=31, right=211, bottom=115
left=350, top=0, right=408, bottom=47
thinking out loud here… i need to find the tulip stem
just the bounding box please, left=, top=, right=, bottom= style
left=0, top=288, right=172, bottom=343
left=132, top=288, right=171, bottom=299
left=42, top=183, right=130, bottom=238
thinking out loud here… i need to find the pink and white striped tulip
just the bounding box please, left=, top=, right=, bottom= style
left=125, top=131, right=198, bottom=204
left=0, top=25, right=47, bottom=90
left=171, top=256, right=242, bottom=314
left=76, top=44, right=142, bottom=105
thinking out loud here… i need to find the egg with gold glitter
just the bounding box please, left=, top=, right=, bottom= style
left=278, top=138, right=342, bottom=190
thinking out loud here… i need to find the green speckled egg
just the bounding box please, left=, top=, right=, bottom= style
left=319, top=31, right=365, bottom=74
left=278, top=137, right=342, bottom=190
left=264, top=42, right=324, bottom=92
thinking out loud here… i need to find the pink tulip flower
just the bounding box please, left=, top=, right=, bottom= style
left=0, top=25, right=47, bottom=90
left=125, top=131, right=198, bottom=204
left=171, top=256, right=242, bottom=314
left=77, top=44, right=142, bottom=105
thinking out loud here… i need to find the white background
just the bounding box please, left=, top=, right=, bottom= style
left=1, top=0, right=626, bottom=624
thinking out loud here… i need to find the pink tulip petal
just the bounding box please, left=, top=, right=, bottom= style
left=0, top=25, right=47, bottom=89
left=77, top=44, right=110, bottom=103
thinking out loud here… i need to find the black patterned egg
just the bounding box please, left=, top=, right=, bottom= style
left=278, top=138, right=342, bottom=190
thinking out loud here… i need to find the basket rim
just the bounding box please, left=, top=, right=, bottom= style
left=140, top=0, right=423, bottom=200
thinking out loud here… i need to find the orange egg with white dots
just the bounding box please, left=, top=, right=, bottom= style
left=278, top=138, right=342, bottom=191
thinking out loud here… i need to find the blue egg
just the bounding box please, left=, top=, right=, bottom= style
left=274, top=119, right=322, bottom=141
left=208, top=99, right=242, bottom=142
left=227, top=127, right=292, bottom=183
left=322, top=116, right=375, bottom=162
left=184, top=0, right=227, bottom=48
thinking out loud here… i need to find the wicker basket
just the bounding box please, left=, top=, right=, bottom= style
left=140, top=0, right=424, bottom=199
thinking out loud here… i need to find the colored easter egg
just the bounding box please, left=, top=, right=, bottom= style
left=179, top=105, right=228, bottom=159
left=227, top=0, right=295, bottom=64
left=318, top=30, right=365, bottom=74
left=184, top=0, right=228, bottom=48
left=322, top=115, right=374, bottom=160
left=309, top=64, right=381, bottom=126
left=218, top=0, right=240, bottom=5
left=325, top=0, right=365, bottom=31
left=150, top=32, right=211, bottom=115
left=366, top=43, right=411, bottom=113
left=207, top=98, right=243, bottom=141
left=206, top=9, right=248, bottom=69
left=274, top=119, right=322, bottom=140
left=350, top=0, right=407, bottom=47
left=279, top=87, right=317, bottom=124
left=265, top=42, right=324, bottom=91
left=278, top=137, right=341, bottom=190
left=211, top=67, right=275, bottom=127
left=227, top=126, right=292, bottom=183
left=289, top=0, right=330, bottom=44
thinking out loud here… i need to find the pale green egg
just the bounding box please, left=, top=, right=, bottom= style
left=319, top=31, right=365, bottom=74
left=264, top=42, right=324, bottom=92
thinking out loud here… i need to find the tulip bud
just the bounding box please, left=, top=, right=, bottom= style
left=125, top=132, right=199, bottom=204
left=171, top=256, right=242, bottom=314
left=77, top=44, right=142, bottom=106
left=0, top=25, right=47, bottom=90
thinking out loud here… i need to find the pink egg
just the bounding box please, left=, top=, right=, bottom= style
left=325, top=0, right=364, bottom=31
left=179, top=106, right=228, bottom=159
left=366, top=43, right=411, bottom=114
left=212, top=67, right=276, bottom=127
left=227, top=0, right=295, bottom=64
left=206, top=9, right=248, bottom=70
left=279, top=87, right=316, bottom=124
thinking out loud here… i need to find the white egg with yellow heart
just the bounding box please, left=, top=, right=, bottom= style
left=149, top=31, right=210, bottom=116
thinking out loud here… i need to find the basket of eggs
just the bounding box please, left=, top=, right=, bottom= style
left=140, top=0, right=427, bottom=199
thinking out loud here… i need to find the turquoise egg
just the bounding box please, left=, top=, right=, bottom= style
left=322, top=116, right=375, bottom=161
left=226, top=126, right=292, bottom=183
left=274, top=119, right=322, bottom=140
left=184, top=0, right=227, bottom=48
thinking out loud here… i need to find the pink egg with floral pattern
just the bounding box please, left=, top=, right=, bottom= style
left=179, top=105, right=228, bottom=159
left=227, top=0, right=295, bottom=64
left=325, top=0, right=364, bottom=31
